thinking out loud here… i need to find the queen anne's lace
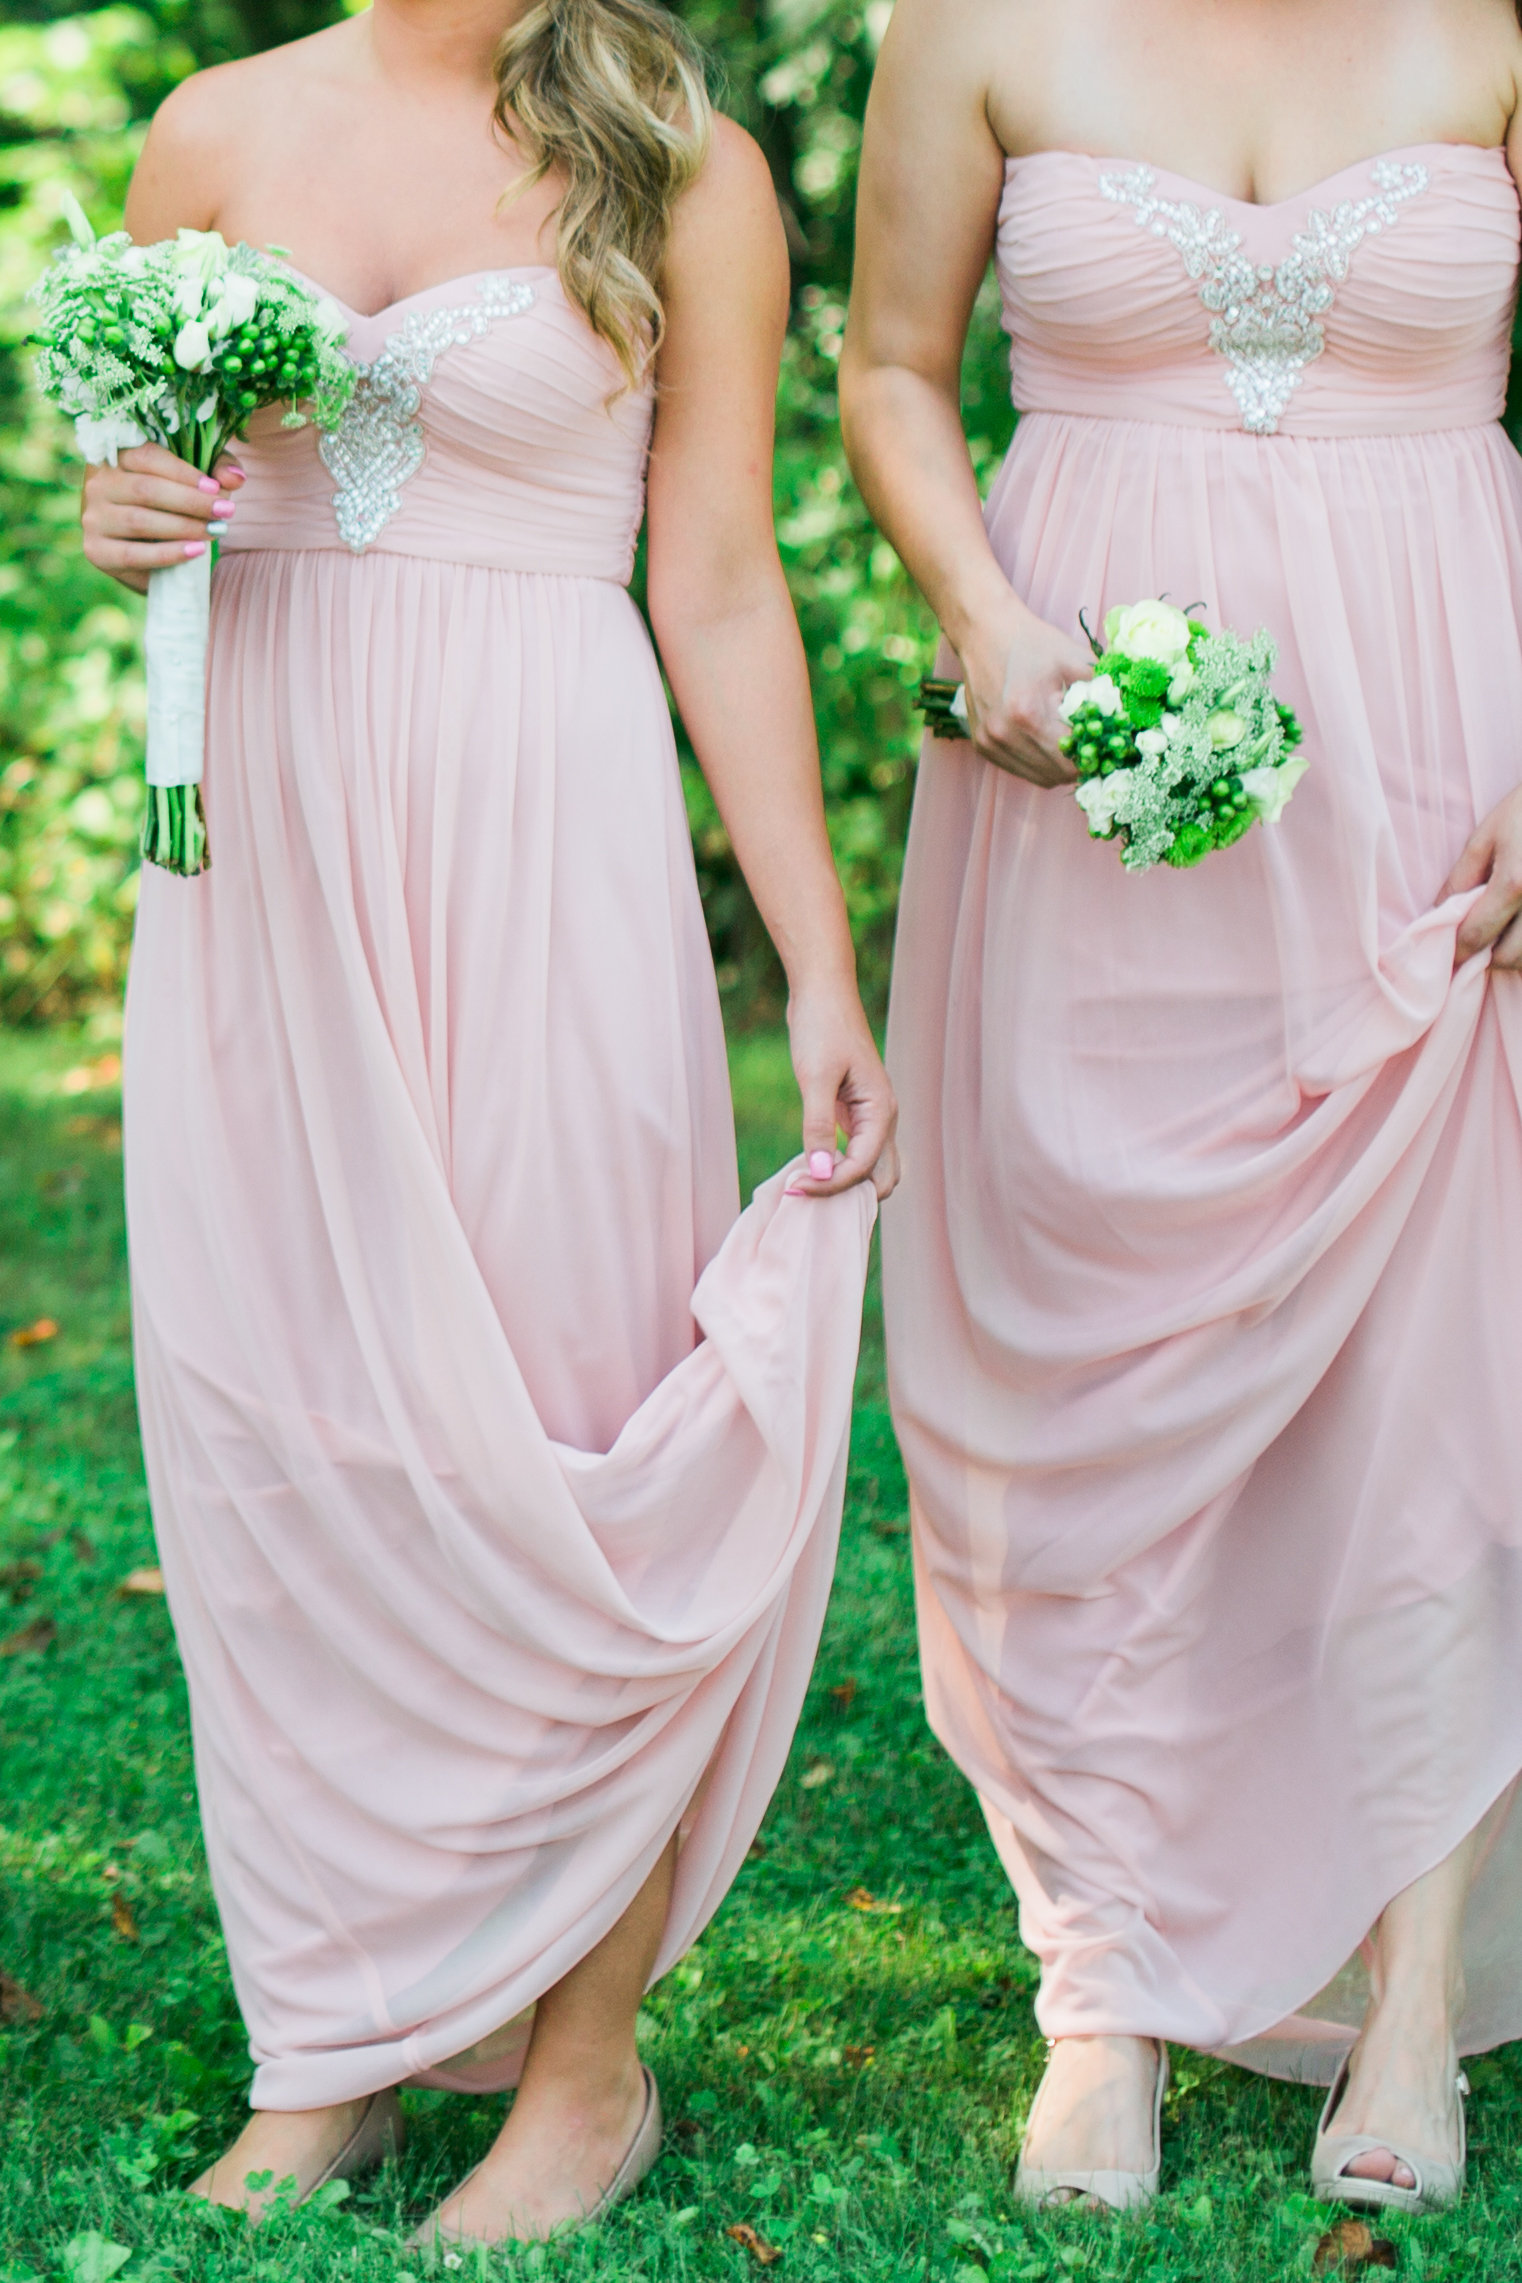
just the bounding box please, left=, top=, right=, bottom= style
left=320, top=276, right=536, bottom=550
left=1098, top=159, right=1428, bottom=433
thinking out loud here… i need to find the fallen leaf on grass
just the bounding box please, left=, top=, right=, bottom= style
left=110, top=1891, right=140, bottom=1943
left=870, top=1519, right=907, bottom=1539
left=798, top=1762, right=834, bottom=1790
left=843, top=2044, right=876, bottom=2069
left=0, top=1617, right=56, bottom=1658
left=58, top=1055, right=122, bottom=1097
left=8, top=1319, right=58, bottom=1349
left=829, top=1678, right=858, bottom=1709
left=846, top=1888, right=904, bottom=1915
left=0, top=1558, right=42, bottom=1604
left=116, top=1567, right=164, bottom=1596
left=1314, top=2220, right=1397, bottom=2273
left=0, top=1970, right=43, bottom=2024
left=726, top=2222, right=781, bottom=2266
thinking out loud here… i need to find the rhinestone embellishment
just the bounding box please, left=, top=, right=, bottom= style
left=1098, top=159, right=1428, bottom=433
left=320, top=277, right=537, bottom=550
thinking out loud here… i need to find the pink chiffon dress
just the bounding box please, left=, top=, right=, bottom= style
left=885, top=143, right=1522, bottom=2081
left=123, top=265, right=874, bottom=2110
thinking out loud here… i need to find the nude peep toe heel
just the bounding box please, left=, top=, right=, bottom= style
left=1013, top=2041, right=1168, bottom=2214
left=1311, top=2055, right=1468, bottom=2216
left=409, top=2065, right=662, bottom=2249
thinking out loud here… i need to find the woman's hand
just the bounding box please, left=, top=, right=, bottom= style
left=1443, top=784, right=1522, bottom=968
left=82, top=442, right=244, bottom=594
left=953, top=593, right=1093, bottom=787
left=784, top=989, right=900, bottom=1201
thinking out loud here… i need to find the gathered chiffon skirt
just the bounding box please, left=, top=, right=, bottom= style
left=125, top=549, right=874, bottom=2110
left=885, top=410, right=1522, bottom=2079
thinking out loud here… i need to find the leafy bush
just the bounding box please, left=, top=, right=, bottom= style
left=0, top=2, right=1014, bottom=1025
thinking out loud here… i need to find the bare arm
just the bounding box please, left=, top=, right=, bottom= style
left=645, top=120, right=897, bottom=1194
left=839, top=0, right=1089, bottom=784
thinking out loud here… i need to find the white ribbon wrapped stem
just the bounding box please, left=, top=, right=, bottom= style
left=144, top=551, right=211, bottom=788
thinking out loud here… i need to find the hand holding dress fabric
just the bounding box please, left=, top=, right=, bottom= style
left=1445, top=781, right=1522, bottom=968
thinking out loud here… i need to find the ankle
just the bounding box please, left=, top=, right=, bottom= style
left=515, top=2050, right=644, bottom=2126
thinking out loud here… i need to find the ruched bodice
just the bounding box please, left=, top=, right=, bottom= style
left=221, top=267, right=652, bottom=579
left=998, top=142, right=1519, bottom=435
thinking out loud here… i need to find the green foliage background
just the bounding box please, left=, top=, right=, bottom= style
left=0, top=0, right=1014, bottom=1027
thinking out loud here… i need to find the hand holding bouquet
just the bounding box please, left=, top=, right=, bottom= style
left=31, top=203, right=354, bottom=873
left=919, top=597, right=1306, bottom=871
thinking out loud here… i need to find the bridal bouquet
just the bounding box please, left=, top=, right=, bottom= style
left=31, top=200, right=353, bottom=873
left=918, top=598, right=1305, bottom=871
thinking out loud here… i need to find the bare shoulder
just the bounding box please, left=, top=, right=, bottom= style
left=664, top=114, right=787, bottom=295
left=670, top=116, right=781, bottom=248
left=129, top=22, right=356, bottom=234
left=874, top=0, right=1032, bottom=94
left=152, top=20, right=352, bottom=146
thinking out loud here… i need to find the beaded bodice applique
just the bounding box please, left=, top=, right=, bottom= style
left=319, top=276, right=537, bottom=551
left=1097, top=159, right=1429, bottom=434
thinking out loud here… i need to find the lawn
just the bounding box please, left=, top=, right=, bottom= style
left=2, top=1021, right=1520, bottom=2281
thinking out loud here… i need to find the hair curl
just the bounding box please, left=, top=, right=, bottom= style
left=494, top=0, right=713, bottom=388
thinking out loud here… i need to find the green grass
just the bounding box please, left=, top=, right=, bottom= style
left=3, top=1023, right=1522, bottom=2280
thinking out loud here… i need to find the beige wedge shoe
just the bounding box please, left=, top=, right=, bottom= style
left=1013, top=2041, right=1168, bottom=2214
left=409, top=2064, right=663, bottom=2250
left=1311, top=2054, right=1469, bottom=2215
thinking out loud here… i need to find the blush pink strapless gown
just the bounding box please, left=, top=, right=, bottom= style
left=885, top=144, right=1522, bottom=2080
left=123, top=268, right=874, bottom=2110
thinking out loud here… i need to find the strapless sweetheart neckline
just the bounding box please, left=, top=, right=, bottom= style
left=286, top=262, right=557, bottom=325
left=1003, top=137, right=1510, bottom=212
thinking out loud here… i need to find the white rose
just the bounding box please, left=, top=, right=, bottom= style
left=1208, top=708, right=1246, bottom=749
left=74, top=411, right=148, bottom=466
left=1102, top=598, right=1193, bottom=665
left=1134, top=728, right=1168, bottom=758
left=172, top=226, right=230, bottom=283
left=313, top=296, right=347, bottom=346
left=173, top=320, right=213, bottom=371
left=207, top=273, right=260, bottom=335
left=1075, top=775, right=1126, bottom=835
left=1062, top=673, right=1121, bottom=721
left=1240, top=754, right=1308, bottom=824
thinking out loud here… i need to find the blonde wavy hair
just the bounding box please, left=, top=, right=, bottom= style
left=494, top=0, right=714, bottom=388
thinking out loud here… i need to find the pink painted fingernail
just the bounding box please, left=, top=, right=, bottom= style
left=183, top=541, right=208, bottom=558
left=809, top=1151, right=834, bottom=1180
left=784, top=1184, right=809, bottom=1197
left=214, top=498, right=236, bottom=515
left=197, top=475, right=220, bottom=494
